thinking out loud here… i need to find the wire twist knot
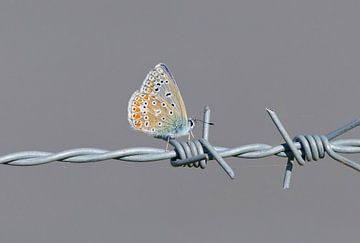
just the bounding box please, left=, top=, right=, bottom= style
left=165, top=106, right=235, bottom=179
left=292, top=134, right=329, bottom=164
left=169, top=139, right=207, bottom=168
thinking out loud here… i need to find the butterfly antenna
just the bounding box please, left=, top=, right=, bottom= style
left=194, top=118, right=214, bottom=126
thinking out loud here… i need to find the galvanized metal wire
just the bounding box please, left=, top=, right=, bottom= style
left=1, top=106, right=359, bottom=189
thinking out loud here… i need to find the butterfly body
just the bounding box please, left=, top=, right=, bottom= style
left=128, top=63, right=194, bottom=139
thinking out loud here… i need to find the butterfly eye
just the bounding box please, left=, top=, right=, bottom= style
left=165, top=92, right=172, bottom=97
left=169, top=110, right=173, bottom=115
left=161, top=117, right=166, bottom=121
left=152, top=101, right=157, bottom=105
left=144, top=121, right=149, bottom=127
left=171, top=103, right=175, bottom=107
left=144, top=116, right=149, bottom=120
left=156, top=82, right=161, bottom=86
left=161, top=103, right=166, bottom=107
left=144, top=102, right=148, bottom=105
left=151, top=128, right=156, bottom=132
left=158, top=122, right=162, bottom=126
left=160, top=80, right=164, bottom=84
left=189, top=119, right=195, bottom=128
left=154, top=88, right=159, bottom=92
left=165, top=80, right=169, bottom=84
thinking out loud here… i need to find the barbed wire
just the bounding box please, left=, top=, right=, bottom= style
left=1, top=106, right=359, bottom=189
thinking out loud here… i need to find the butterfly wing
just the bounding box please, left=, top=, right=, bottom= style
left=128, top=91, right=182, bottom=137
left=140, top=63, right=189, bottom=126
left=128, top=63, right=191, bottom=138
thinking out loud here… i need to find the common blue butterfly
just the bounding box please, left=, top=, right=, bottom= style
left=128, top=63, right=194, bottom=139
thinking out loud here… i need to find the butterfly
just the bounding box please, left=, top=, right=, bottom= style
left=128, top=63, right=195, bottom=139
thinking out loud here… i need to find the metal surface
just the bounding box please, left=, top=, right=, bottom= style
left=1, top=106, right=359, bottom=189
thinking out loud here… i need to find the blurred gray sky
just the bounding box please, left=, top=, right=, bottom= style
left=0, top=1, right=359, bottom=242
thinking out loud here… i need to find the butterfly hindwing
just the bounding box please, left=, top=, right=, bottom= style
left=128, top=91, right=181, bottom=137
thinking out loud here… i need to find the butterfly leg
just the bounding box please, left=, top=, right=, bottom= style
left=190, top=131, right=195, bottom=140
left=165, top=136, right=170, bottom=151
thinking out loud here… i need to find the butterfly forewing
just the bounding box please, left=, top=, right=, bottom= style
left=140, top=63, right=188, bottom=125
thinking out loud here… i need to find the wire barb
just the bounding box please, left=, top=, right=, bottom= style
left=266, top=109, right=360, bottom=189
left=167, top=105, right=235, bottom=179
left=0, top=106, right=359, bottom=188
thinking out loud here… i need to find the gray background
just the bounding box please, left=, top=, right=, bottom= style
left=0, top=0, right=359, bottom=242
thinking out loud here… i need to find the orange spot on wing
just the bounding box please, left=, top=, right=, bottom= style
left=135, top=121, right=142, bottom=127
left=133, top=113, right=140, bottom=120
left=144, top=95, right=149, bottom=100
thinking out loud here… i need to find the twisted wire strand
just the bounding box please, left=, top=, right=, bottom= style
left=1, top=106, right=360, bottom=189
left=2, top=140, right=359, bottom=165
